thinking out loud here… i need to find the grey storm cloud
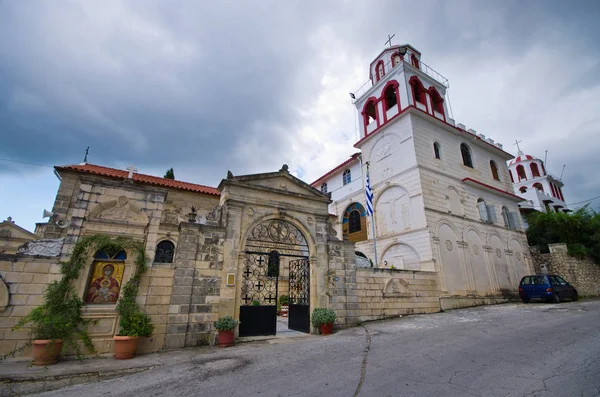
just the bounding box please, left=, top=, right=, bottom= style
left=1, top=0, right=599, bottom=213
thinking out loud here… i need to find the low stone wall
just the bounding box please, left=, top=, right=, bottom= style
left=530, top=244, right=600, bottom=297
left=0, top=256, right=61, bottom=357
left=352, top=268, right=440, bottom=322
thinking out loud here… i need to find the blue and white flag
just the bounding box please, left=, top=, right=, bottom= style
left=365, top=168, right=374, bottom=216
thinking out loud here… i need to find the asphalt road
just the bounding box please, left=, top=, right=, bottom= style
left=36, top=300, right=600, bottom=397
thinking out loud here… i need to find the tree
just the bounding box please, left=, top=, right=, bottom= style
left=164, top=168, right=175, bottom=180
left=526, top=206, right=600, bottom=263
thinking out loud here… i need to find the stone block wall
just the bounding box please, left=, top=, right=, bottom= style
left=353, top=268, right=440, bottom=322
left=0, top=256, right=61, bottom=356
left=530, top=244, right=600, bottom=297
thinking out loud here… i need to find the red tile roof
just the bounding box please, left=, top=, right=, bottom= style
left=311, top=153, right=361, bottom=186
left=55, top=164, right=220, bottom=196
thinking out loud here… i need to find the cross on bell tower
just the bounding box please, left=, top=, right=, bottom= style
left=513, top=140, right=523, bottom=156
left=385, top=33, right=396, bottom=47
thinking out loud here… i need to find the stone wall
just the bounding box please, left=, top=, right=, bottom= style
left=0, top=256, right=61, bottom=356
left=530, top=243, right=600, bottom=297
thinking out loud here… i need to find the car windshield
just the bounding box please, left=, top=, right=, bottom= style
left=521, top=276, right=546, bottom=285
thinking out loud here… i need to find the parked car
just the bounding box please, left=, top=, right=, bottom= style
left=518, top=275, right=578, bottom=303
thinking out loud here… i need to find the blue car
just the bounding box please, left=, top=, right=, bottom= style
left=518, top=275, right=578, bottom=303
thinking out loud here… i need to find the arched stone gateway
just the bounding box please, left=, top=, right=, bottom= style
left=239, top=219, right=311, bottom=336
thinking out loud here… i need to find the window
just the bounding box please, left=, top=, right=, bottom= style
left=461, top=143, right=473, bottom=168
left=477, top=198, right=497, bottom=223
left=409, top=76, right=427, bottom=105
left=501, top=206, right=520, bottom=229
left=509, top=170, right=514, bottom=183
left=550, top=183, right=557, bottom=197
left=363, top=99, right=378, bottom=130
left=519, top=186, right=528, bottom=193
left=410, top=54, right=420, bottom=69
left=516, top=165, right=527, bottom=180
left=490, top=160, right=500, bottom=181
left=375, top=60, right=385, bottom=81
left=428, top=87, right=444, bottom=114
left=155, top=240, right=175, bottom=263
left=434, top=142, right=441, bottom=159
left=530, top=163, right=540, bottom=178
left=343, top=169, right=351, bottom=185
left=320, top=183, right=328, bottom=194
left=533, top=183, right=544, bottom=192
left=392, top=53, right=402, bottom=67
left=384, top=84, right=398, bottom=110
left=502, top=206, right=510, bottom=228
left=348, top=210, right=361, bottom=233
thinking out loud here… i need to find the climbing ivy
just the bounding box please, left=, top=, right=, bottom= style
left=3, top=235, right=152, bottom=360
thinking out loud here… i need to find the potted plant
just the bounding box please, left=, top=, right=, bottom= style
left=214, top=316, right=239, bottom=348
left=113, top=311, right=154, bottom=360
left=311, top=308, right=336, bottom=335
left=279, top=295, right=289, bottom=317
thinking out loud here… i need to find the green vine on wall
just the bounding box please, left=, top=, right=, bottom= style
left=2, top=235, right=153, bottom=360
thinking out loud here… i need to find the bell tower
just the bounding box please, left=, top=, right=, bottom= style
left=351, top=42, right=450, bottom=144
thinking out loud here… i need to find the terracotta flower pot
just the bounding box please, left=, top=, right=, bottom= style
left=281, top=305, right=289, bottom=317
left=320, top=323, right=333, bottom=335
left=113, top=336, right=139, bottom=359
left=32, top=339, right=63, bottom=366
left=218, top=330, right=234, bottom=348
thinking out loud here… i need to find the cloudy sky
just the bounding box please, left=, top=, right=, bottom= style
left=1, top=0, right=599, bottom=231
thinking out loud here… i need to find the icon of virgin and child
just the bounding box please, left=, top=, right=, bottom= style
left=85, top=263, right=121, bottom=304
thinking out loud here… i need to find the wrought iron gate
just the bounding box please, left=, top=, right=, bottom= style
left=239, top=219, right=311, bottom=337
left=289, top=258, right=310, bottom=333
left=239, top=253, right=278, bottom=337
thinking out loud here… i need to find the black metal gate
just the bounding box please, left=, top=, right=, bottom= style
left=289, top=258, right=310, bottom=333
left=239, top=219, right=310, bottom=337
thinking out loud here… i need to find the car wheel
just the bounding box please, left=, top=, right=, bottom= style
left=573, top=293, right=579, bottom=302
left=553, top=293, right=561, bottom=303
left=521, top=297, right=530, bottom=303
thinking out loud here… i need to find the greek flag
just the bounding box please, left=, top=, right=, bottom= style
left=365, top=168, right=374, bottom=216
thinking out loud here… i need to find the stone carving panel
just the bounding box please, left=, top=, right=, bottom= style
left=438, top=223, right=466, bottom=294
left=376, top=186, right=411, bottom=236
left=382, top=278, right=411, bottom=298
left=17, top=238, right=64, bottom=257
left=490, top=234, right=511, bottom=290
left=447, top=187, right=463, bottom=215
left=89, top=196, right=148, bottom=224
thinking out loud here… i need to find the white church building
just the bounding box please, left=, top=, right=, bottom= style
left=312, top=44, right=532, bottom=308
left=507, top=150, right=569, bottom=226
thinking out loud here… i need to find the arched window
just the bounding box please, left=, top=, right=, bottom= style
left=391, top=52, right=402, bottom=67
left=348, top=210, right=361, bottom=233
left=519, top=186, right=528, bottom=193
left=428, top=87, right=444, bottom=114
left=384, top=84, right=398, bottom=110
left=375, top=60, right=385, bottom=82
left=434, top=142, right=441, bottom=159
left=460, top=143, right=473, bottom=168
left=558, top=186, right=565, bottom=201
left=533, top=183, right=544, bottom=192
left=410, top=54, right=420, bottom=69
left=516, top=165, right=527, bottom=180
left=530, top=163, right=540, bottom=177
left=343, top=169, right=351, bottom=185
left=409, top=76, right=427, bottom=106
left=362, top=98, right=378, bottom=132
left=509, top=170, right=514, bottom=183
left=502, top=206, right=511, bottom=228
left=490, top=160, right=500, bottom=180
left=550, top=183, right=557, bottom=198
left=320, top=183, right=328, bottom=194
left=94, top=249, right=126, bottom=260
left=155, top=240, right=175, bottom=263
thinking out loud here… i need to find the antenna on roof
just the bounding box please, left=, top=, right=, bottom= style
left=559, top=164, right=566, bottom=181
left=544, top=150, right=548, bottom=168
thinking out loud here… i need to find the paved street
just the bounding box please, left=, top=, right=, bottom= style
left=35, top=300, right=600, bottom=397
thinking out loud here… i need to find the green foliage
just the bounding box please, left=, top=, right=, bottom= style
left=526, top=206, right=600, bottom=263
left=4, top=235, right=154, bottom=360
left=251, top=300, right=260, bottom=307
left=310, top=308, right=336, bottom=327
left=214, top=316, right=239, bottom=331
left=278, top=295, right=289, bottom=305
left=164, top=168, right=175, bottom=180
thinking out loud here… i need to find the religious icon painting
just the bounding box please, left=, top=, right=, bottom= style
left=84, top=261, right=125, bottom=304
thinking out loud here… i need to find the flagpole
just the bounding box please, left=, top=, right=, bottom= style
left=365, top=162, right=379, bottom=268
